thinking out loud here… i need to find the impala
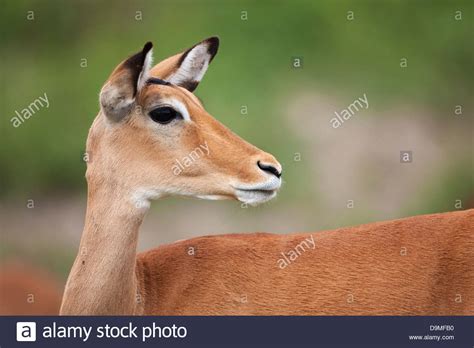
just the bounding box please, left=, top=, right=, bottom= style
left=60, top=37, right=474, bottom=315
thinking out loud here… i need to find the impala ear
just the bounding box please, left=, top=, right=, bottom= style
left=149, top=37, right=219, bottom=92
left=100, top=42, right=153, bottom=122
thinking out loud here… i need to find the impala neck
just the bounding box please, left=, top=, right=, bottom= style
left=61, top=180, right=147, bottom=315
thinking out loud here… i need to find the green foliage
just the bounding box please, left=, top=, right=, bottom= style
left=1, top=0, right=472, bottom=198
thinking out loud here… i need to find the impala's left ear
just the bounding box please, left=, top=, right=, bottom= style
left=149, top=36, right=219, bottom=92
left=100, top=42, right=153, bottom=122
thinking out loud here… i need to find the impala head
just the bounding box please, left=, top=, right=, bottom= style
left=87, top=37, right=282, bottom=208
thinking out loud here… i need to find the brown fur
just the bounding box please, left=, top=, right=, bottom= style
left=136, top=209, right=474, bottom=315
left=0, top=261, right=62, bottom=315
left=60, top=38, right=474, bottom=315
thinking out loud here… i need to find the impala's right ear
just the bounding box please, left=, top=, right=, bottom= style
left=100, top=42, right=153, bottom=122
left=149, top=37, right=219, bottom=92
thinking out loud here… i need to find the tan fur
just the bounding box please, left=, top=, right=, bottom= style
left=137, top=209, right=474, bottom=315
left=148, top=53, right=182, bottom=80
left=60, top=39, right=474, bottom=315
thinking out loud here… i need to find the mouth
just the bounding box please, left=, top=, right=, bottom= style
left=232, top=180, right=281, bottom=206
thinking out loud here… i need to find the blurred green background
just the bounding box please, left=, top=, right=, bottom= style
left=1, top=0, right=473, bottom=283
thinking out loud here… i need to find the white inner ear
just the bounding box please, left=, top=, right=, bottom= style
left=137, top=48, right=154, bottom=91
left=168, top=43, right=211, bottom=85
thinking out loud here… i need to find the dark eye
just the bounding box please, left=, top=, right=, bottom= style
left=148, top=107, right=180, bottom=124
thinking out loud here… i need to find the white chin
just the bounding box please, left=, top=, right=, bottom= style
left=235, top=189, right=277, bottom=206
left=196, top=194, right=230, bottom=201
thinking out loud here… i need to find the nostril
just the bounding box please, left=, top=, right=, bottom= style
left=257, top=161, right=282, bottom=178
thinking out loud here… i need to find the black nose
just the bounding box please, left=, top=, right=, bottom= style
left=257, top=161, right=282, bottom=178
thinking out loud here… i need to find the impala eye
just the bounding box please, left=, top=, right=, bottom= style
left=149, top=107, right=181, bottom=124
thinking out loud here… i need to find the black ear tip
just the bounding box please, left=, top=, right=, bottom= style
left=143, top=41, right=153, bottom=54
left=205, top=36, right=219, bottom=58
left=207, top=36, right=219, bottom=44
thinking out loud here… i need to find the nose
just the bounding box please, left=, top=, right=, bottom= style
left=257, top=161, right=282, bottom=178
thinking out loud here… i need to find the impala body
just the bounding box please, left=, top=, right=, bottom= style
left=60, top=37, right=474, bottom=315
left=137, top=209, right=473, bottom=315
